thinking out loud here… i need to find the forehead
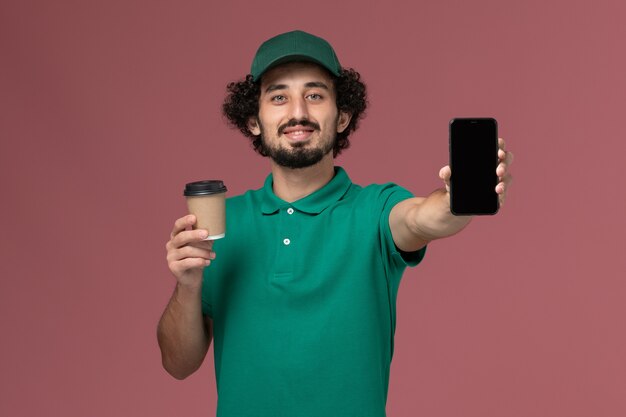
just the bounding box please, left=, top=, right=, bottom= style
left=260, top=61, right=334, bottom=90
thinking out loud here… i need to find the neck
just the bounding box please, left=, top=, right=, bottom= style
left=270, top=155, right=335, bottom=203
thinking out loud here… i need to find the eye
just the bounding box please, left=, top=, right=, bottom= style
left=307, top=93, right=323, bottom=100
left=271, top=95, right=286, bottom=103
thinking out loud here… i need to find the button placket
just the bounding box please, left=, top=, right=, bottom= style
left=283, top=207, right=295, bottom=246
left=273, top=206, right=297, bottom=278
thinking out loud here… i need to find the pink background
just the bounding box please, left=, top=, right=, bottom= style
left=1, top=0, right=625, bottom=416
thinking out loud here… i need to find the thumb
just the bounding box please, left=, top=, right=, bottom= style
left=439, top=165, right=451, bottom=192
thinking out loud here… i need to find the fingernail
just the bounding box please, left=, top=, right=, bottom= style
left=199, top=230, right=208, bottom=239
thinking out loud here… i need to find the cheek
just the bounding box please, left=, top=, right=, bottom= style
left=259, top=108, right=284, bottom=130
left=323, top=112, right=340, bottom=132
left=316, top=107, right=338, bottom=126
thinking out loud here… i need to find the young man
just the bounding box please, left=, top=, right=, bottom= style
left=158, top=30, right=513, bottom=416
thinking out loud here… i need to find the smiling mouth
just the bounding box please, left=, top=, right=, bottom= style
left=282, top=126, right=316, bottom=142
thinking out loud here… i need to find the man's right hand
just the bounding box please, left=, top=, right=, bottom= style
left=159, top=214, right=214, bottom=379
left=165, top=214, right=216, bottom=289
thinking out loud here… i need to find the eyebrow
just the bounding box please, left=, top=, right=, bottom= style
left=264, top=81, right=330, bottom=93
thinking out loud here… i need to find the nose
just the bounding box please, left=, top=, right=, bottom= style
left=288, top=95, right=309, bottom=120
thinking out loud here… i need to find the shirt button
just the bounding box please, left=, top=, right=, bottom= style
left=287, top=208, right=294, bottom=215
left=283, top=238, right=291, bottom=245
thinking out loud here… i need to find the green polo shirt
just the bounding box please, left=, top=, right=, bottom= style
left=201, top=167, right=426, bottom=417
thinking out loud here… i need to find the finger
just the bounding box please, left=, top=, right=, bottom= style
left=497, top=162, right=507, bottom=178
left=168, top=245, right=215, bottom=263
left=506, top=150, right=514, bottom=165
left=499, top=148, right=514, bottom=162
left=498, top=137, right=505, bottom=150
left=499, top=192, right=506, bottom=206
left=169, top=257, right=212, bottom=276
left=171, top=228, right=210, bottom=249
left=439, top=166, right=451, bottom=193
left=496, top=174, right=513, bottom=194
left=192, top=240, right=214, bottom=251
left=439, top=165, right=451, bottom=181
left=165, top=236, right=213, bottom=253
left=170, top=215, right=196, bottom=239
left=498, top=179, right=510, bottom=205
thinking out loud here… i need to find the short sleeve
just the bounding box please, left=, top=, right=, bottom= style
left=377, top=184, right=427, bottom=270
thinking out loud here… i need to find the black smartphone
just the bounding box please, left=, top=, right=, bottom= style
left=449, top=118, right=499, bottom=215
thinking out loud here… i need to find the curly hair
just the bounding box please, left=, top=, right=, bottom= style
left=222, top=67, right=368, bottom=157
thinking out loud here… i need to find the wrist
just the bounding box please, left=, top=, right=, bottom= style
left=174, top=281, right=203, bottom=303
left=417, top=189, right=472, bottom=239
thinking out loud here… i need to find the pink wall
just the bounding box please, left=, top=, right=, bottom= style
left=1, top=0, right=625, bottom=416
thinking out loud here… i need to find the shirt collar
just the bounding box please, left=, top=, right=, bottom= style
left=261, top=166, right=352, bottom=215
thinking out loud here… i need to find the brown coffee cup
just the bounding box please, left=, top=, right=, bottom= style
left=184, top=180, right=227, bottom=240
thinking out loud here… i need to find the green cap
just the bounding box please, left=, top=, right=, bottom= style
left=250, top=30, right=341, bottom=81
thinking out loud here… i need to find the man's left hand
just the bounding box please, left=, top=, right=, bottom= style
left=438, top=137, right=514, bottom=207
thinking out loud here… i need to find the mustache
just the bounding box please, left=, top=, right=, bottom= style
left=278, top=119, right=320, bottom=135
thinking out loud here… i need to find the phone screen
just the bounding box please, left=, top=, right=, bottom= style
left=449, top=118, right=499, bottom=215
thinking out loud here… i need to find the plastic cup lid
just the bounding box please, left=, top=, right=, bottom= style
left=184, top=180, right=227, bottom=196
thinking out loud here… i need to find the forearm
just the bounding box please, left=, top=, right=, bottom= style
left=412, top=188, right=473, bottom=241
left=157, top=283, right=210, bottom=379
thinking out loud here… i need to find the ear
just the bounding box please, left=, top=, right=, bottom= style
left=336, top=111, right=352, bottom=134
left=247, top=117, right=261, bottom=136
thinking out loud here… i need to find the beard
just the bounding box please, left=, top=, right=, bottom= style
left=258, top=118, right=337, bottom=169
